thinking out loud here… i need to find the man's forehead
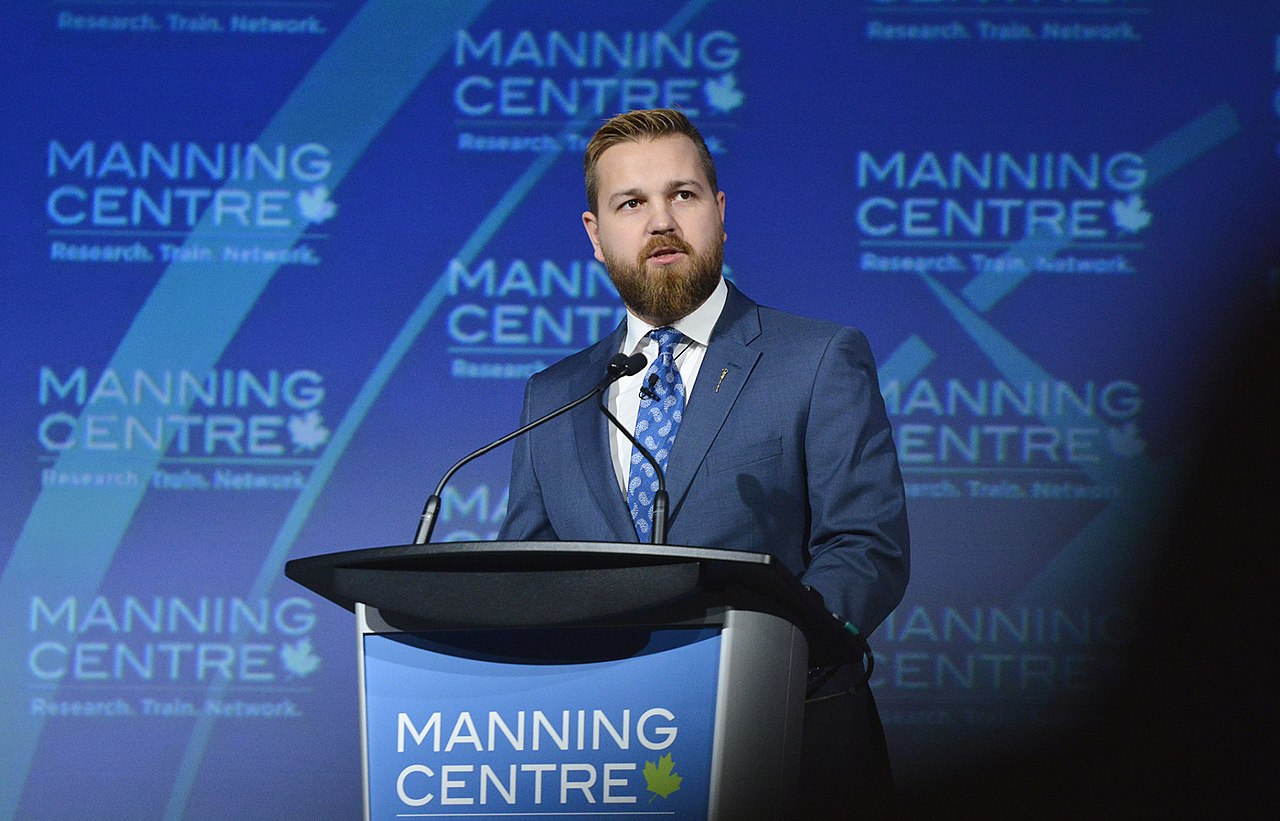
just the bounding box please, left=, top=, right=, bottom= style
left=595, top=135, right=708, bottom=191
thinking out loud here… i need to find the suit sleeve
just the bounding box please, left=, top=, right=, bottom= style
left=496, top=376, right=559, bottom=541
left=799, top=327, right=910, bottom=635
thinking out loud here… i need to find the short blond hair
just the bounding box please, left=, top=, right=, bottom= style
left=583, top=108, right=718, bottom=213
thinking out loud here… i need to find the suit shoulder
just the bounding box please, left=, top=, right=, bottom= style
left=755, top=304, right=871, bottom=350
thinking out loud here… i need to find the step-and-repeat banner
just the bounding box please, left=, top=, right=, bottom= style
left=3, top=1, right=1277, bottom=817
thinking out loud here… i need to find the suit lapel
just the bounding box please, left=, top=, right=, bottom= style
left=664, top=285, right=762, bottom=518
left=571, top=323, right=639, bottom=542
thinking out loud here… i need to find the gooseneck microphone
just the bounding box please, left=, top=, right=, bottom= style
left=597, top=381, right=669, bottom=546
left=413, top=352, right=646, bottom=545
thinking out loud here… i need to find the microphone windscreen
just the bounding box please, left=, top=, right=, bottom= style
left=622, top=353, right=647, bottom=376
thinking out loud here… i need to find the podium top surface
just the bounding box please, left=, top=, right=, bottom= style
left=285, top=540, right=861, bottom=666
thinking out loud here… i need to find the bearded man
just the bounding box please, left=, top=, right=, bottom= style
left=498, top=108, right=909, bottom=816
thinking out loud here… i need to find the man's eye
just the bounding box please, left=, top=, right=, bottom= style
left=620, top=199, right=639, bottom=210
left=674, top=191, right=693, bottom=201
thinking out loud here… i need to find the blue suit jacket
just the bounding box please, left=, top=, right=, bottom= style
left=499, top=284, right=909, bottom=633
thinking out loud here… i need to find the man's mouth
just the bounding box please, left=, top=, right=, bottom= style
left=646, top=243, right=689, bottom=264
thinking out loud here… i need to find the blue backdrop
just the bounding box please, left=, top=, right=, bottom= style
left=3, top=1, right=1277, bottom=817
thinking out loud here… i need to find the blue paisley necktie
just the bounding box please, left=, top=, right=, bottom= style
left=627, top=327, right=685, bottom=539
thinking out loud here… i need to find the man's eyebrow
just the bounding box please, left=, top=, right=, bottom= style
left=607, top=179, right=706, bottom=204
left=608, top=187, right=645, bottom=204
left=666, top=178, right=705, bottom=192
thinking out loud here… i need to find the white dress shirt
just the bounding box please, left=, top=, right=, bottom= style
left=605, top=277, right=729, bottom=496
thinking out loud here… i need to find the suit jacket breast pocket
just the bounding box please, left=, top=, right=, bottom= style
left=705, top=436, right=783, bottom=475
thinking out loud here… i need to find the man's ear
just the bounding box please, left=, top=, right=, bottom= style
left=582, top=210, right=605, bottom=263
left=717, top=190, right=726, bottom=242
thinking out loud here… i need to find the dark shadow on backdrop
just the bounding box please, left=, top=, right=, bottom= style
left=895, top=293, right=1279, bottom=817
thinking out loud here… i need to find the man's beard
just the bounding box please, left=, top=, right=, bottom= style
left=604, top=234, right=724, bottom=326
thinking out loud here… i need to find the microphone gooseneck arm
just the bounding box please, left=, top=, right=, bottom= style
left=413, top=353, right=646, bottom=545
left=597, top=389, right=669, bottom=545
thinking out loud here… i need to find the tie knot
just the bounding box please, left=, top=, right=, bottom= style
left=650, top=327, right=683, bottom=355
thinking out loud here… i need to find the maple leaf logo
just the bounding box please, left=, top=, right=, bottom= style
left=1111, top=193, right=1152, bottom=234
left=1107, top=422, right=1146, bottom=458
left=643, top=753, right=682, bottom=801
left=281, top=637, right=321, bottom=677
left=288, top=411, right=330, bottom=451
left=703, top=73, right=744, bottom=113
left=297, top=185, right=337, bottom=224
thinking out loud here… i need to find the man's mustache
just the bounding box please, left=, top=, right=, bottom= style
left=638, top=235, right=694, bottom=262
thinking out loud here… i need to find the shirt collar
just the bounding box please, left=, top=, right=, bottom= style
left=622, top=276, right=728, bottom=354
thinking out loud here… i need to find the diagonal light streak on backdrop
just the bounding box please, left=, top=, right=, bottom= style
left=0, top=1, right=493, bottom=817
left=879, top=334, right=938, bottom=387
left=916, top=271, right=1154, bottom=488
left=164, top=1, right=719, bottom=818
left=960, top=103, right=1241, bottom=312
left=916, top=271, right=1172, bottom=603
left=877, top=103, right=1243, bottom=386
left=158, top=3, right=502, bottom=818
left=898, top=104, right=1242, bottom=610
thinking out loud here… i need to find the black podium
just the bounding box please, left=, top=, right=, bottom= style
left=286, top=541, right=860, bottom=820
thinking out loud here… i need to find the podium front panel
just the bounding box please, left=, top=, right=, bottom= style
left=357, top=605, right=722, bottom=819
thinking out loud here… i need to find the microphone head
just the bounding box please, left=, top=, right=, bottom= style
left=605, top=353, right=632, bottom=379
left=605, top=352, right=647, bottom=379
left=599, top=352, right=649, bottom=392
left=621, top=353, right=647, bottom=376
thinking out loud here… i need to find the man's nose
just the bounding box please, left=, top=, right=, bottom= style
left=647, top=201, right=676, bottom=233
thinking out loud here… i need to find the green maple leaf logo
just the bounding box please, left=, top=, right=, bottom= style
left=643, top=753, right=682, bottom=801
